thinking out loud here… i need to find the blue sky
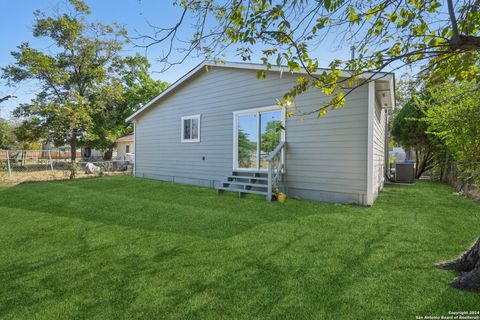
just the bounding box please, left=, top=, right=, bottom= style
left=0, top=0, right=359, bottom=118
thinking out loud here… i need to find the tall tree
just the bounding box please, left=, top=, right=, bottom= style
left=2, top=0, right=125, bottom=177
left=85, top=54, right=169, bottom=159
left=390, top=94, right=445, bottom=178
left=424, top=81, right=480, bottom=185
left=133, top=0, right=480, bottom=115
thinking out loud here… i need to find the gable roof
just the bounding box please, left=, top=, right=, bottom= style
left=126, top=61, right=394, bottom=122
left=116, top=134, right=134, bottom=142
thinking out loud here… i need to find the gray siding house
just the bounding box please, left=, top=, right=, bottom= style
left=127, top=61, right=394, bottom=205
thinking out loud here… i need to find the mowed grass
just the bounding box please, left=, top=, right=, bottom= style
left=0, top=177, right=478, bottom=319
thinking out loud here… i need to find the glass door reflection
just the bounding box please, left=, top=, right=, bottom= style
left=237, top=114, right=258, bottom=169
left=259, top=111, right=282, bottom=169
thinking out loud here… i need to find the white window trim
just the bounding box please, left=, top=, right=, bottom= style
left=232, top=105, right=286, bottom=172
left=181, top=114, right=201, bottom=143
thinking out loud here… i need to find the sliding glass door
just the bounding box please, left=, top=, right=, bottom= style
left=235, top=107, right=283, bottom=171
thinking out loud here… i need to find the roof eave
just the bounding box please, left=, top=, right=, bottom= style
left=126, top=60, right=395, bottom=122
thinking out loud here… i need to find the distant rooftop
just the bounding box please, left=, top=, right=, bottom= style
left=117, top=134, right=134, bottom=142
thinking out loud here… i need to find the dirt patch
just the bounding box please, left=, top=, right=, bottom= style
left=0, top=170, right=131, bottom=185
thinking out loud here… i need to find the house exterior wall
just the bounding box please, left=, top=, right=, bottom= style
left=81, top=147, right=104, bottom=160
left=134, top=66, right=370, bottom=204
left=116, top=141, right=134, bottom=160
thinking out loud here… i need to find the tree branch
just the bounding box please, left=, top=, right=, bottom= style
left=0, top=95, right=17, bottom=103
left=447, top=0, right=460, bottom=41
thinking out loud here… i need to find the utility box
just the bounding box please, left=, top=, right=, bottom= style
left=395, top=163, right=415, bottom=183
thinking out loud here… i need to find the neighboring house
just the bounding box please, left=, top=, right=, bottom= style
left=81, top=147, right=105, bottom=160
left=116, top=134, right=134, bottom=160
left=127, top=61, right=395, bottom=205
left=42, top=141, right=108, bottom=161
left=42, top=142, right=73, bottom=153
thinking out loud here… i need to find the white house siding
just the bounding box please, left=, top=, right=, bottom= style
left=134, top=66, right=370, bottom=204
left=284, top=85, right=369, bottom=204
left=116, top=141, right=134, bottom=160
left=371, top=96, right=387, bottom=201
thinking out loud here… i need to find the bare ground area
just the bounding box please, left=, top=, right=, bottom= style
left=0, top=170, right=131, bottom=185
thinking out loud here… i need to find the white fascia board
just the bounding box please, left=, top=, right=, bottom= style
left=219, top=61, right=393, bottom=81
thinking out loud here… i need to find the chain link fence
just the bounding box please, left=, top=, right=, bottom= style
left=0, top=149, right=133, bottom=184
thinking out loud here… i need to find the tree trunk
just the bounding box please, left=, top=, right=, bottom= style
left=103, top=147, right=113, bottom=161
left=441, top=153, right=450, bottom=183
left=415, top=152, right=427, bottom=179
left=415, top=149, right=435, bottom=179
left=437, top=237, right=480, bottom=292
left=69, top=129, right=77, bottom=180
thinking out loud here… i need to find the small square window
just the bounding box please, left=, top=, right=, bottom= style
left=181, top=114, right=201, bottom=143
left=126, top=145, right=130, bottom=153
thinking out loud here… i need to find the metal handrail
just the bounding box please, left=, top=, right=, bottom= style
left=267, top=141, right=286, bottom=201
left=265, top=141, right=285, bottom=161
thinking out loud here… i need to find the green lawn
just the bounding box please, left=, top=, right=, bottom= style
left=0, top=177, right=478, bottom=319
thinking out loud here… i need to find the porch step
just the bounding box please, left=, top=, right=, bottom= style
left=217, top=186, right=268, bottom=197
left=217, top=171, right=270, bottom=198
left=232, top=171, right=268, bottom=177
left=223, top=181, right=268, bottom=189
left=227, top=175, right=268, bottom=182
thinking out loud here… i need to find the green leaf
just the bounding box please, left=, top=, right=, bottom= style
left=257, top=70, right=266, bottom=79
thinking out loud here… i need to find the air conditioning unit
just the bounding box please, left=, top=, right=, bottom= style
left=395, top=163, right=415, bottom=183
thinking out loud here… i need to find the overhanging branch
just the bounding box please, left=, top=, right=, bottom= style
left=0, top=95, right=17, bottom=104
